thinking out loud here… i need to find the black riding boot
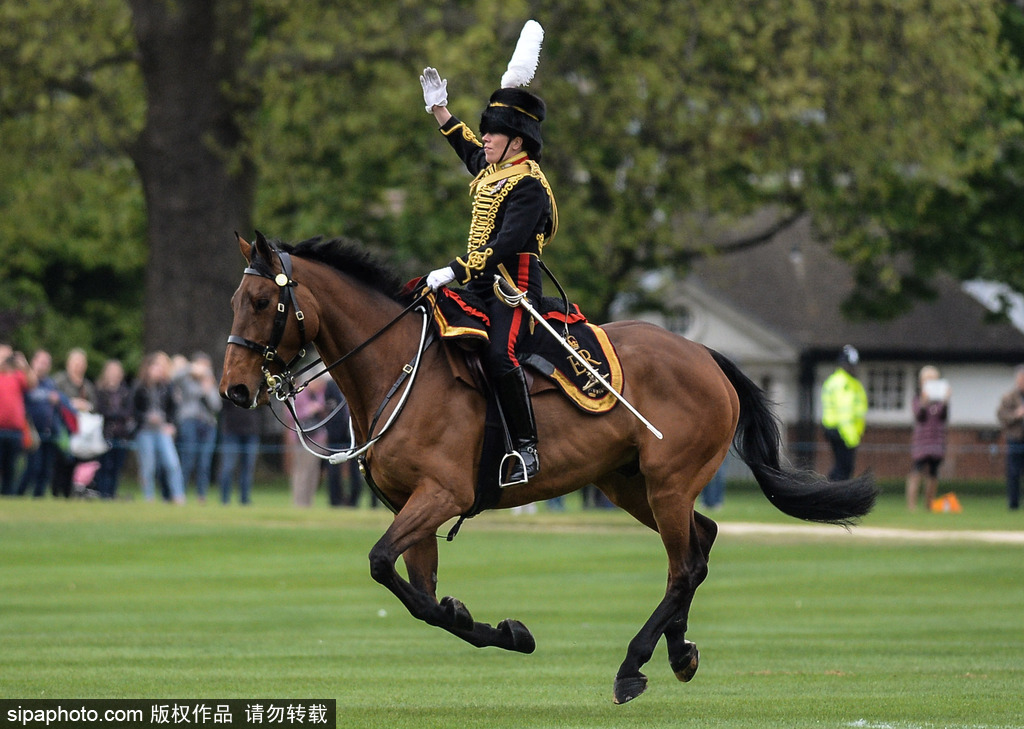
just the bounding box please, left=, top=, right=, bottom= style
left=497, top=367, right=540, bottom=486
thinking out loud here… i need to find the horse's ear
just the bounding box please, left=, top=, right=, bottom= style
left=253, top=229, right=274, bottom=264
left=236, top=231, right=252, bottom=263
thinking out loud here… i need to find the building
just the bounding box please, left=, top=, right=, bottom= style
left=624, top=216, right=1024, bottom=480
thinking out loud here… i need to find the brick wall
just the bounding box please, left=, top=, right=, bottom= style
left=787, top=426, right=1007, bottom=481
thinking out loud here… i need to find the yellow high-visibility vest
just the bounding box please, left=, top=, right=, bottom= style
left=821, top=368, right=868, bottom=447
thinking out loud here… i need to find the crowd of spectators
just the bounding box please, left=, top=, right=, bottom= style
left=0, top=344, right=362, bottom=507
left=6, top=341, right=1024, bottom=512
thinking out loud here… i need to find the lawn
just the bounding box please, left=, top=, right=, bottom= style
left=1, top=485, right=1022, bottom=729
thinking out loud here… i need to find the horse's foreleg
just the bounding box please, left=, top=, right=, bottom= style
left=398, top=537, right=481, bottom=638
left=368, top=489, right=535, bottom=653
left=613, top=507, right=716, bottom=704
left=367, top=491, right=449, bottom=623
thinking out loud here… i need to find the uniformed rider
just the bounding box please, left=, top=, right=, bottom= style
left=420, top=61, right=556, bottom=486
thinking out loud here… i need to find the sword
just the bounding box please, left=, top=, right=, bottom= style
left=493, top=275, right=664, bottom=440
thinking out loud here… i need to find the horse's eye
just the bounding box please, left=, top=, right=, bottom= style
left=254, top=298, right=271, bottom=312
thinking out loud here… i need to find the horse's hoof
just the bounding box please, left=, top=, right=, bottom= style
left=439, top=596, right=474, bottom=631
left=497, top=618, right=536, bottom=654
left=670, top=640, right=700, bottom=682
left=613, top=672, right=648, bottom=704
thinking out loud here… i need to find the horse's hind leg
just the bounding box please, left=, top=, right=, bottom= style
left=368, top=485, right=535, bottom=653
left=613, top=503, right=717, bottom=704
left=598, top=470, right=720, bottom=699
left=663, top=510, right=718, bottom=682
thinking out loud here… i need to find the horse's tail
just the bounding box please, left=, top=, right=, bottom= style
left=707, top=347, right=877, bottom=526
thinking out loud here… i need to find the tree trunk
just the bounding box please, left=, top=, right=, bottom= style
left=128, top=0, right=255, bottom=360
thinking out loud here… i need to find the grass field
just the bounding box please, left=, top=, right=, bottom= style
left=1, top=483, right=1022, bottom=729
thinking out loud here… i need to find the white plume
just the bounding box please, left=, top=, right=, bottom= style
left=500, top=20, right=544, bottom=88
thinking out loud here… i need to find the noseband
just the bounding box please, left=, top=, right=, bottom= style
left=226, top=248, right=308, bottom=393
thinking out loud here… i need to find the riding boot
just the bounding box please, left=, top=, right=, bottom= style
left=497, top=367, right=540, bottom=486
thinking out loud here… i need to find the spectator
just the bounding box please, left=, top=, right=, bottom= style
left=16, top=349, right=71, bottom=498
left=170, top=353, right=190, bottom=380
left=173, top=351, right=221, bottom=502
left=93, top=359, right=135, bottom=500
left=701, top=462, right=727, bottom=511
left=53, top=347, right=96, bottom=413
left=905, top=366, right=949, bottom=511
left=133, top=351, right=185, bottom=504
left=217, top=405, right=261, bottom=506
left=287, top=376, right=328, bottom=507
left=582, top=485, right=615, bottom=509
left=51, top=347, right=96, bottom=498
left=996, top=364, right=1024, bottom=511
left=324, top=378, right=360, bottom=507
left=820, top=345, right=868, bottom=481
left=0, top=344, right=37, bottom=496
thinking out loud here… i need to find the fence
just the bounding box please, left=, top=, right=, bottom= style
left=81, top=430, right=1014, bottom=490
left=773, top=422, right=1006, bottom=482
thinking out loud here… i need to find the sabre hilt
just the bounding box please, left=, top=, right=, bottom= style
left=493, top=275, right=527, bottom=307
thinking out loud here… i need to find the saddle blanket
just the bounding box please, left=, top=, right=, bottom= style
left=422, top=284, right=623, bottom=413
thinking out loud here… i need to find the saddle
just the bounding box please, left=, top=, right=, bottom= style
left=425, top=286, right=623, bottom=412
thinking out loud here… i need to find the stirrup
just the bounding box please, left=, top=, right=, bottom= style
left=499, top=451, right=528, bottom=488
left=499, top=447, right=539, bottom=488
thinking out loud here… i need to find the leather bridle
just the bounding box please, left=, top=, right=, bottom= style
left=225, top=243, right=436, bottom=469
left=226, top=248, right=309, bottom=395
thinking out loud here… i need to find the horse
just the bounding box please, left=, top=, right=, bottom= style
left=219, top=231, right=876, bottom=704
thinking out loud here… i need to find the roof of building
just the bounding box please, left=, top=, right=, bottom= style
left=687, top=215, right=1024, bottom=363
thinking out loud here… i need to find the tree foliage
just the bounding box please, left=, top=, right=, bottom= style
left=2, top=0, right=1023, bottom=372
left=0, top=1, right=145, bottom=369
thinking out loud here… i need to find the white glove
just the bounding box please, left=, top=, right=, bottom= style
left=426, top=266, right=456, bottom=290
left=420, top=67, right=448, bottom=113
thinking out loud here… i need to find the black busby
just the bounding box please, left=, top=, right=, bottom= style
left=478, top=20, right=546, bottom=160
left=480, top=87, right=546, bottom=160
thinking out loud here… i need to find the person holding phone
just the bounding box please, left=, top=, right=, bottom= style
left=906, top=365, right=949, bottom=511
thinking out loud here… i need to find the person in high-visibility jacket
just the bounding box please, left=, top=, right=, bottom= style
left=821, top=345, right=868, bottom=481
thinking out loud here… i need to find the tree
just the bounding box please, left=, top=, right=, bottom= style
left=2, top=0, right=1023, bottom=369
left=127, top=0, right=257, bottom=358
left=0, top=0, right=258, bottom=364
left=899, top=0, right=1024, bottom=316
left=0, top=1, right=146, bottom=368
left=251, top=0, right=1024, bottom=322
left=532, top=0, right=1022, bottom=320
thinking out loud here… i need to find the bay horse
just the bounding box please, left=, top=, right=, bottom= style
left=219, top=231, right=876, bottom=704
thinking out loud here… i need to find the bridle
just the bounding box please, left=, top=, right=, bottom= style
left=225, top=243, right=435, bottom=470
left=226, top=248, right=308, bottom=396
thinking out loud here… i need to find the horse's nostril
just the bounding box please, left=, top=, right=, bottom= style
left=226, top=384, right=251, bottom=407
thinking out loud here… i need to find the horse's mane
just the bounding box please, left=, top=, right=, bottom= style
left=271, top=235, right=412, bottom=304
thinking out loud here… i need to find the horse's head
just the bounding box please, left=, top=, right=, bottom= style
left=220, top=231, right=318, bottom=408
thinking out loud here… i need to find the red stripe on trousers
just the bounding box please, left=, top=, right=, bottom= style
left=504, top=254, right=532, bottom=367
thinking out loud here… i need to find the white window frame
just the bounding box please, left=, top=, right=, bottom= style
left=864, top=364, right=913, bottom=424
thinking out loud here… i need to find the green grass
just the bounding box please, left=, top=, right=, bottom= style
left=1, top=487, right=1022, bottom=729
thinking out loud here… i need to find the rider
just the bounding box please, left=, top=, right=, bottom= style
left=419, top=24, right=556, bottom=486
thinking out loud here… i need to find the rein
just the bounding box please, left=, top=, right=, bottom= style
left=279, top=304, right=434, bottom=467
left=227, top=245, right=433, bottom=468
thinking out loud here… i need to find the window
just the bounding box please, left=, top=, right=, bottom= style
left=866, top=367, right=906, bottom=411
